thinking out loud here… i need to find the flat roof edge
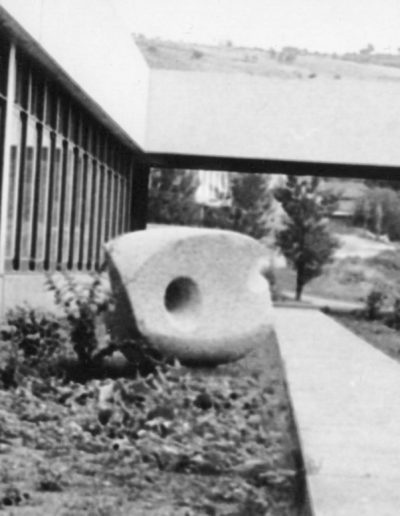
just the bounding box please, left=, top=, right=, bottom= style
left=148, top=152, right=400, bottom=180
left=0, top=5, right=144, bottom=155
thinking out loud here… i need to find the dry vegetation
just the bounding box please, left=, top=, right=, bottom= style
left=135, top=36, right=400, bottom=83
left=0, top=313, right=302, bottom=516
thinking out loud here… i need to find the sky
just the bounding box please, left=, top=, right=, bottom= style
left=112, top=0, right=400, bottom=54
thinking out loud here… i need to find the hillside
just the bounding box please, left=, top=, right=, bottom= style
left=135, top=36, right=400, bottom=82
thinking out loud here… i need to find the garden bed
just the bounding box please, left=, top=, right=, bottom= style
left=332, top=312, right=400, bottom=364
left=0, top=327, right=303, bottom=515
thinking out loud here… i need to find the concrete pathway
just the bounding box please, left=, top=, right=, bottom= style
left=274, top=307, right=400, bottom=515
left=281, top=290, right=363, bottom=312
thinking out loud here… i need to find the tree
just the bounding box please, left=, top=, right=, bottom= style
left=274, top=176, right=338, bottom=300
left=148, top=169, right=276, bottom=241
left=203, top=172, right=275, bottom=240
left=147, top=168, right=200, bottom=226
left=360, top=43, right=374, bottom=56
left=353, top=187, right=400, bottom=240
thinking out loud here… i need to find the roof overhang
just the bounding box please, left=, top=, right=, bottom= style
left=145, top=69, right=400, bottom=174
left=148, top=152, right=400, bottom=181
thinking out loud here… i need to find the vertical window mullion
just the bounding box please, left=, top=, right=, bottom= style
left=112, top=171, right=120, bottom=237
left=56, top=138, right=68, bottom=268
left=5, top=109, right=21, bottom=270
left=44, top=131, right=56, bottom=270
left=12, top=111, right=27, bottom=270
left=117, top=174, right=125, bottom=235
left=87, top=157, right=98, bottom=270
left=95, top=163, right=106, bottom=269
left=67, top=145, right=80, bottom=269
left=78, top=152, right=88, bottom=270
left=125, top=159, right=134, bottom=231
left=104, top=168, right=112, bottom=243
left=29, top=122, right=43, bottom=270
left=19, top=118, right=37, bottom=270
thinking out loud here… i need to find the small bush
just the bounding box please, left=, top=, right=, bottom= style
left=46, top=272, right=163, bottom=377
left=191, top=49, right=203, bottom=59
left=0, top=307, right=68, bottom=387
left=46, top=273, right=115, bottom=366
left=367, top=251, right=400, bottom=272
left=365, top=288, right=386, bottom=320
left=337, top=265, right=366, bottom=285
left=389, top=297, right=400, bottom=330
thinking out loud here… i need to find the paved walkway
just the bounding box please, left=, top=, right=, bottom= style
left=274, top=307, right=400, bottom=515
left=281, top=290, right=364, bottom=312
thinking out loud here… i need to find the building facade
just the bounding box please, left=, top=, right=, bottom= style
left=1, top=1, right=399, bottom=311
left=0, top=1, right=150, bottom=310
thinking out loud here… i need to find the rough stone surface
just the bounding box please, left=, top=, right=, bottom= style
left=105, top=228, right=273, bottom=364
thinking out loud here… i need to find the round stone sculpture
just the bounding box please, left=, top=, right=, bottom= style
left=105, top=227, right=273, bottom=365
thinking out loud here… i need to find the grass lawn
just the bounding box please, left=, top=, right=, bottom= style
left=0, top=330, right=302, bottom=516
left=332, top=312, right=400, bottom=364
left=275, top=247, right=400, bottom=307
left=274, top=267, right=366, bottom=302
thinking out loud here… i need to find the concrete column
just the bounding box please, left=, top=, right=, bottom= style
left=0, top=42, right=16, bottom=316
left=129, top=160, right=150, bottom=231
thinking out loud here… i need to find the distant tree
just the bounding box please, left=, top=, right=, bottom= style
left=148, top=169, right=276, bottom=240
left=203, top=172, right=275, bottom=239
left=230, top=173, right=275, bottom=239
left=147, top=168, right=200, bottom=226
left=364, top=178, right=400, bottom=191
left=360, top=43, right=374, bottom=56
left=274, top=176, right=338, bottom=300
left=353, top=187, right=400, bottom=240
left=278, top=46, right=299, bottom=63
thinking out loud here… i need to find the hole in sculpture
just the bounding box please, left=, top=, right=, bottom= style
left=164, top=277, right=201, bottom=331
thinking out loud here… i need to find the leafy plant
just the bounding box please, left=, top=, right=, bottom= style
left=46, top=272, right=163, bottom=377
left=0, top=327, right=300, bottom=514
left=46, top=272, right=115, bottom=366
left=36, top=463, right=63, bottom=492
left=0, top=306, right=67, bottom=386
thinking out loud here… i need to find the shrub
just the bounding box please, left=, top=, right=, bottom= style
left=191, top=49, right=203, bottom=59
left=46, top=272, right=115, bottom=366
left=390, top=297, right=400, bottom=330
left=365, top=288, right=386, bottom=320
left=0, top=307, right=68, bottom=386
left=367, top=250, right=400, bottom=272
left=46, top=272, right=163, bottom=377
left=353, top=187, right=400, bottom=241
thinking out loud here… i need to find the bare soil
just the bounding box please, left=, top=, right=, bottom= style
left=0, top=333, right=303, bottom=515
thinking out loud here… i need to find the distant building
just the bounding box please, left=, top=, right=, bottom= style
left=195, top=170, right=231, bottom=206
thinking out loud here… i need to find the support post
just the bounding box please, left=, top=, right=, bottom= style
left=129, top=160, right=150, bottom=231
left=0, top=43, right=16, bottom=315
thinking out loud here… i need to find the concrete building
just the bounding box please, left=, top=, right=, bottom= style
left=0, top=1, right=399, bottom=310
left=0, top=0, right=150, bottom=309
